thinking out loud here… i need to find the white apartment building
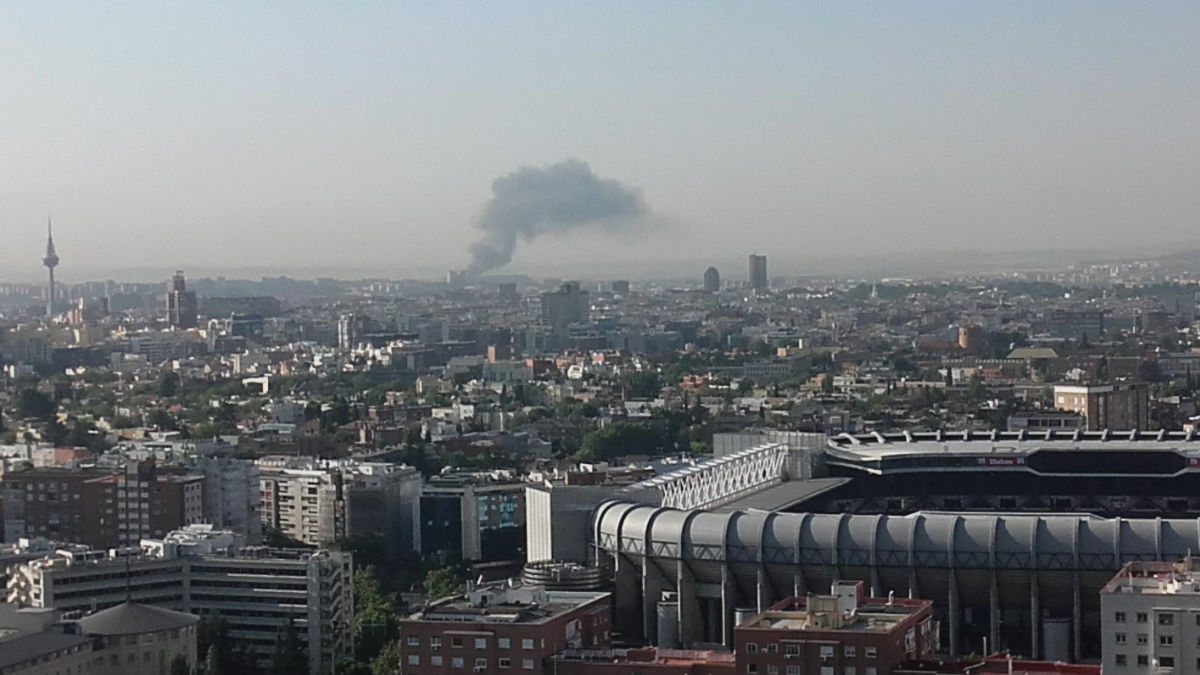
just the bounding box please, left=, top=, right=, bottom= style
left=185, top=455, right=262, bottom=544
left=259, top=467, right=348, bottom=545
left=1101, top=557, right=1200, bottom=673
left=5, top=525, right=353, bottom=675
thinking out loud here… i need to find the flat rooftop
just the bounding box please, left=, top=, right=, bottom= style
left=718, top=477, right=851, bottom=512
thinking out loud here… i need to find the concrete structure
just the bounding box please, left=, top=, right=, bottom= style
left=748, top=254, right=768, bottom=292
left=76, top=601, right=198, bottom=675
left=259, top=467, right=348, bottom=545
left=346, top=462, right=423, bottom=557
left=1054, top=383, right=1150, bottom=431
left=185, top=455, right=262, bottom=545
left=541, top=281, right=589, bottom=331
left=398, top=580, right=612, bottom=675
left=734, top=581, right=937, bottom=675
left=958, top=324, right=986, bottom=355
left=1099, top=557, right=1200, bottom=673
left=6, top=525, right=353, bottom=675
left=550, top=647, right=736, bottom=675
left=166, top=271, right=198, bottom=329
left=595, top=500, right=1200, bottom=660
left=703, top=266, right=720, bottom=293
left=42, top=219, right=59, bottom=318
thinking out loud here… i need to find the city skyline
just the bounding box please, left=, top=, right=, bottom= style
left=4, top=3, right=1200, bottom=276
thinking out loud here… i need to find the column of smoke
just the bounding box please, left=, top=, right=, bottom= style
left=464, top=159, right=649, bottom=276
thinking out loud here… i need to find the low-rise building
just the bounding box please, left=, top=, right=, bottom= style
left=398, top=581, right=612, bottom=675
left=733, top=581, right=937, bottom=675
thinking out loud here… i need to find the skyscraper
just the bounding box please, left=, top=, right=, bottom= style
left=166, top=270, right=198, bottom=329
left=703, top=266, right=720, bottom=293
left=540, top=281, right=589, bottom=330
left=42, top=219, right=59, bottom=318
left=749, top=254, right=768, bottom=292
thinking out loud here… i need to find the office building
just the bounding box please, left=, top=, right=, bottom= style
left=703, top=266, right=720, bottom=293
left=421, top=473, right=525, bottom=563
left=734, top=581, right=937, bottom=675
left=748, top=254, right=768, bottom=292
left=1100, top=557, right=1200, bottom=673
left=398, top=580, right=612, bottom=675
left=610, top=280, right=630, bottom=295
left=165, top=270, right=198, bottom=329
left=540, top=281, right=589, bottom=331
left=1053, top=382, right=1150, bottom=430
left=6, top=525, right=353, bottom=675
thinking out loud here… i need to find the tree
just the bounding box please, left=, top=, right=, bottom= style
left=168, top=654, right=190, bottom=675
left=271, top=617, right=307, bottom=675
left=354, top=566, right=402, bottom=662
left=577, top=422, right=661, bottom=462
left=422, top=566, right=464, bottom=600
left=369, top=639, right=403, bottom=675
left=158, top=370, right=180, bottom=398
left=14, top=388, right=55, bottom=419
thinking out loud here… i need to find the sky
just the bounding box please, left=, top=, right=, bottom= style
left=2, top=2, right=1199, bottom=281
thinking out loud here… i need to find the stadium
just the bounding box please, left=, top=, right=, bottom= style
left=591, top=430, right=1200, bottom=661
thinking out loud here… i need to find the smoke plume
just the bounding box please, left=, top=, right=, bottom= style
left=466, top=159, right=648, bottom=274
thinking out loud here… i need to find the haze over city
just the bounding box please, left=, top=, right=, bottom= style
left=3, top=2, right=1200, bottom=281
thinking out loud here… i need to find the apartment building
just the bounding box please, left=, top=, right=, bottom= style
left=1100, top=557, right=1200, bottom=673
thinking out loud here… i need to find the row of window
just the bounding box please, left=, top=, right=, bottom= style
left=1113, top=632, right=1198, bottom=646
left=406, top=655, right=535, bottom=669
left=745, top=643, right=877, bottom=659
left=407, top=636, right=536, bottom=650
left=746, top=665, right=878, bottom=675
left=1111, top=654, right=1187, bottom=668
left=1113, top=611, right=1197, bottom=627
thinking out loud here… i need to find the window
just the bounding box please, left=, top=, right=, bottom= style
left=787, top=667, right=801, bottom=675
left=475, top=638, right=487, bottom=649
left=498, top=638, right=510, bottom=649
left=1115, top=611, right=1126, bottom=623
left=522, top=639, right=534, bottom=650
left=747, top=643, right=759, bottom=654
left=432, top=656, right=443, bottom=666
left=431, top=637, right=442, bottom=649
left=865, top=646, right=877, bottom=658
left=865, top=668, right=877, bottom=675
left=452, top=657, right=465, bottom=668
left=747, top=665, right=758, bottom=675
left=784, top=644, right=799, bottom=656
left=1136, top=612, right=1148, bottom=624
left=768, top=666, right=778, bottom=675
left=1115, top=633, right=1126, bottom=644
left=1160, top=635, right=1175, bottom=646
left=844, top=646, right=856, bottom=658
left=1137, top=634, right=1148, bottom=645
left=522, top=659, right=535, bottom=670
left=768, top=643, right=778, bottom=654
left=845, top=668, right=856, bottom=675
left=407, top=655, right=419, bottom=666
left=476, top=658, right=488, bottom=669
left=1137, top=655, right=1149, bottom=666
left=1160, top=656, right=1175, bottom=668
left=1159, top=613, right=1175, bottom=626
left=407, top=636, right=420, bottom=646
left=1114, top=654, right=1126, bottom=666
left=499, top=658, right=511, bottom=668
left=452, top=637, right=464, bottom=648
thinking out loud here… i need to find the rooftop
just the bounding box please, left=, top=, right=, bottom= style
left=414, top=581, right=609, bottom=625
left=0, top=631, right=92, bottom=670
left=1101, top=558, right=1200, bottom=596
left=77, top=601, right=198, bottom=635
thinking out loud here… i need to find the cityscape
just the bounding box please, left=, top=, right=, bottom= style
left=4, top=4, right=1200, bottom=675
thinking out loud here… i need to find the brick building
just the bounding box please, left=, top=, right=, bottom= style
left=398, top=581, right=611, bottom=675
left=734, top=581, right=937, bottom=675
left=549, top=647, right=736, bottom=675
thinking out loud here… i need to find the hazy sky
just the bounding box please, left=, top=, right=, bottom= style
left=3, top=2, right=1199, bottom=281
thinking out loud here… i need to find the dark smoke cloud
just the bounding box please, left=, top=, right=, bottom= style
left=466, top=159, right=648, bottom=274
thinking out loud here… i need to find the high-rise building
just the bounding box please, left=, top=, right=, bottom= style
left=166, top=270, right=198, bottom=329
left=748, top=254, right=768, bottom=292
left=703, top=266, right=721, bottom=293
left=540, top=281, right=589, bottom=331
left=42, top=218, right=59, bottom=318
left=6, top=525, right=354, bottom=675
left=611, top=279, right=630, bottom=295
left=259, top=468, right=348, bottom=546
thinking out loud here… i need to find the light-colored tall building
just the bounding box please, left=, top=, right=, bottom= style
left=1054, top=382, right=1150, bottom=431
left=748, top=254, right=768, bottom=292
left=6, top=525, right=353, bottom=675
left=260, top=468, right=348, bottom=545
left=1100, top=557, right=1200, bottom=673
left=185, top=455, right=262, bottom=545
